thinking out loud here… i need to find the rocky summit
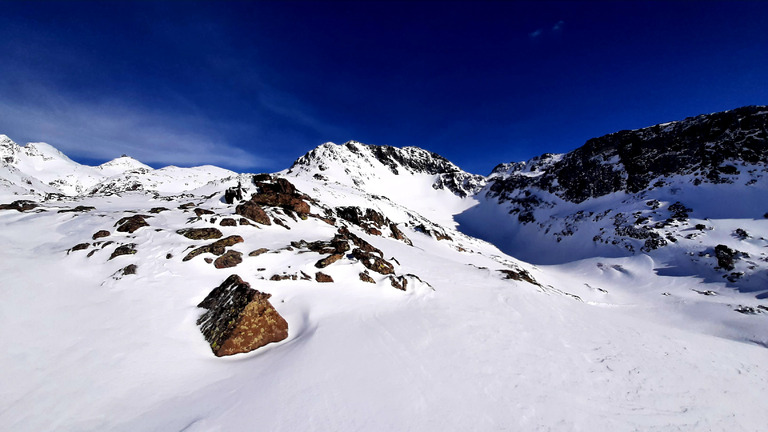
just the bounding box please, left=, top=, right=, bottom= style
left=2, top=106, right=768, bottom=431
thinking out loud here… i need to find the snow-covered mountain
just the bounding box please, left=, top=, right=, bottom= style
left=2, top=109, right=768, bottom=431
left=0, top=134, right=236, bottom=198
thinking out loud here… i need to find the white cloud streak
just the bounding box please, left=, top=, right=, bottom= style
left=0, top=89, right=267, bottom=170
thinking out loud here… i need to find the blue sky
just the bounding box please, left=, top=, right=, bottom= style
left=1, top=1, right=766, bottom=174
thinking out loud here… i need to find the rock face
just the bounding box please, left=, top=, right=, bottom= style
left=488, top=106, right=768, bottom=205
left=197, top=275, right=288, bottom=357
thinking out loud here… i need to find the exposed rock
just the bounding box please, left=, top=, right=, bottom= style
left=0, top=200, right=38, bottom=212
left=250, top=176, right=311, bottom=215
left=120, top=264, right=137, bottom=276
left=115, top=215, right=150, bottom=233
left=315, top=272, right=334, bottom=283
left=498, top=268, right=539, bottom=286
left=70, top=243, right=90, bottom=252
left=734, top=228, right=750, bottom=240
left=197, top=275, right=288, bottom=357
left=389, top=275, right=408, bottom=291
left=219, top=218, right=237, bottom=227
left=270, top=274, right=297, bottom=281
left=235, top=200, right=271, bottom=225
left=183, top=235, right=244, bottom=261
left=58, top=206, right=95, bottom=213
left=214, top=250, right=243, bottom=269
left=109, top=244, right=137, bottom=260
left=179, top=202, right=196, bottom=210
left=352, top=248, right=395, bottom=275
left=194, top=208, right=215, bottom=217
left=224, top=182, right=245, bottom=204
left=315, top=253, right=343, bottom=268
left=177, top=227, right=223, bottom=240
left=389, top=223, right=412, bottom=245
left=205, top=258, right=213, bottom=264
left=715, top=244, right=736, bottom=271
left=249, top=248, right=270, bottom=257
left=273, top=218, right=291, bottom=230
left=148, top=207, right=169, bottom=214
left=359, top=272, right=376, bottom=283
left=92, top=230, right=111, bottom=240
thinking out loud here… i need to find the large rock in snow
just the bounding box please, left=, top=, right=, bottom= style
left=197, top=275, right=288, bottom=357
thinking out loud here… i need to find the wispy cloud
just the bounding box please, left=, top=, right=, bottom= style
left=529, top=20, right=565, bottom=41
left=0, top=88, right=268, bottom=170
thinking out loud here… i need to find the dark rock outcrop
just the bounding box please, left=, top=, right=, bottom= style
left=389, top=275, right=408, bottom=291
left=194, top=208, right=214, bottom=217
left=235, top=200, right=271, bottom=225
left=715, top=244, right=736, bottom=271
left=488, top=106, right=768, bottom=204
left=359, top=272, right=376, bottom=284
left=0, top=200, right=38, bottom=212
left=58, top=206, right=95, bottom=213
left=115, top=215, right=150, bottom=233
left=315, top=272, right=334, bottom=283
left=183, top=235, right=244, bottom=261
left=499, top=268, right=539, bottom=286
left=249, top=248, right=270, bottom=257
left=219, top=218, right=237, bottom=227
left=249, top=176, right=311, bottom=215
left=197, top=275, right=288, bottom=357
left=352, top=248, right=395, bottom=275
left=109, top=244, right=137, bottom=260
left=177, top=227, right=223, bottom=240
left=214, top=250, right=243, bottom=269
left=92, top=230, right=111, bottom=240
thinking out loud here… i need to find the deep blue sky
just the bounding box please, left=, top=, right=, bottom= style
left=1, top=1, right=767, bottom=174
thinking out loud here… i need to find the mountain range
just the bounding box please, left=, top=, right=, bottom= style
left=2, top=106, right=767, bottom=431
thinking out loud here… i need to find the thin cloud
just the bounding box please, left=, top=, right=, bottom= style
left=529, top=29, right=544, bottom=40
left=529, top=20, right=565, bottom=42
left=0, top=90, right=267, bottom=170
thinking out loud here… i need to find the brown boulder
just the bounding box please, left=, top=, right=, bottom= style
left=214, top=250, right=243, bottom=269
left=235, top=201, right=271, bottom=225
left=248, top=248, right=270, bottom=257
left=92, top=230, right=111, bottom=240
left=70, top=243, right=90, bottom=252
left=194, top=208, right=215, bottom=217
left=315, top=253, right=343, bottom=268
left=148, top=207, right=169, bottom=214
left=389, top=223, right=412, bottom=245
left=197, top=275, right=288, bottom=357
left=58, top=206, right=95, bottom=213
left=219, top=218, right=237, bottom=227
left=315, top=272, right=334, bottom=283
left=109, top=244, right=137, bottom=260
left=0, top=200, right=38, bottom=212
left=359, top=272, right=376, bottom=284
left=352, top=248, right=395, bottom=275
left=250, top=177, right=312, bottom=215
left=183, top=235, right=244, bottom=261
left=115, top=215, right=150, bottom=233
left=177, top=227, right=223, bottom=240
left=389, top=275, right=408, bottom=291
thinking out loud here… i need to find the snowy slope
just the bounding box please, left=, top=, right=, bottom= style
left=2, top=110, right=768, bottom=432
left=282, top=141, right=485, bottom=227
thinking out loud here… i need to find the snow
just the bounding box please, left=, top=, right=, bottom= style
left=1, top=136, right=767, bottom=431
